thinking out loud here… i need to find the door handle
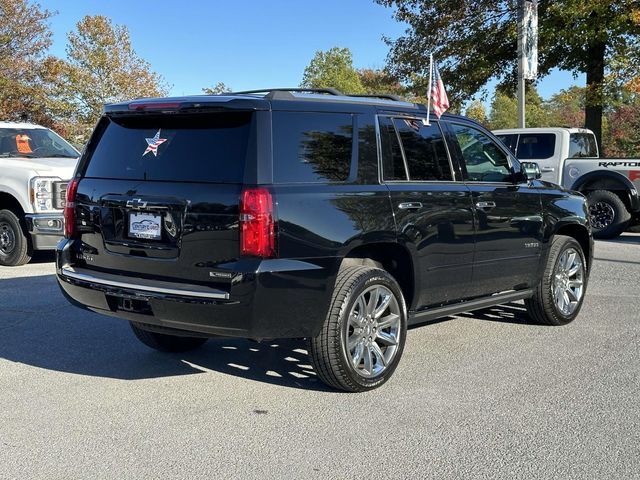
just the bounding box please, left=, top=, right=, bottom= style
left=476, top=201, right=496, bottom=209
left=398, top=202, right=423, bottom=210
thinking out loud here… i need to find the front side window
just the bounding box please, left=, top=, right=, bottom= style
left=379, top=117, right=452, bottom=182
left=272, top=112, right=353, bottom=183
left=451, top=124, right=512, bottom=183
left=569, top=133, right=598, bottom=158
left=517, top=133, right=556, bottom=159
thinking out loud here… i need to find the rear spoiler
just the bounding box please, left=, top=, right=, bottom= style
left=104, top=96, right=269, bottom=114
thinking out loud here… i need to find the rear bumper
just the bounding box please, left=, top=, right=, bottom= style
left=25, top=213, right=64, bottom=250
left=56, top=239, right=338, bottom=340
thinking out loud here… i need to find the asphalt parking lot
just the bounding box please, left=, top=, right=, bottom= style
left=0, top=234, right=639, bottom=479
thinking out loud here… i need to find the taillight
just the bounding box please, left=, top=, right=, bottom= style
left=240, top=187, right=275, bottom=257
left=64, top=178, right=79, bottom=238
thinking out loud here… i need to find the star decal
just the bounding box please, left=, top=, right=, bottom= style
left=143, top=129, right=167, bottom=157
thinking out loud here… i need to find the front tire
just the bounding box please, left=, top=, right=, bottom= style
left=587, top=190, right=630, bottom=239
left=130, top=322, right=208, bottom=352
left=0, top=209, right=32, bottom=267
left=308, top=265, right=407, bottom=392
left=525, top=235, right=588, bottom=326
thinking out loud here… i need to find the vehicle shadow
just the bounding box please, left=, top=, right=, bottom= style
left=599, top=233, right=640, bottom=244
left=0, top=273, right=332, bottom=390
left=0, top=274, right=536, bottom=390
left=29, top=251, right=57, bottom=264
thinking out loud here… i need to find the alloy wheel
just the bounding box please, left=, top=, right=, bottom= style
left=552, top=247, right=585, bottom=316
left=588, top=201, right=615, bottom=229
left=345, top=285, right=402, bottom=378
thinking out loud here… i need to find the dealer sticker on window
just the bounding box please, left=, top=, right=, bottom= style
left=129, top=212, right=162, bottom=240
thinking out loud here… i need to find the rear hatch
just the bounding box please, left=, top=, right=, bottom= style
left=72, top=109, right=259, bottom=287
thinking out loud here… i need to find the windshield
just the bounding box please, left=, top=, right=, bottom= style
left=0, top=128, right=78, bottom=158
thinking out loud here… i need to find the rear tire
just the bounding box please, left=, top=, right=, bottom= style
left=525, top=235, right=588, bottom=326
left=0, top=209, right=32, bottom=267
left=586, top=190, right=630, bottom=239
left=307, top=265, right=407, bottom=392
left=130, top=322, right=208, bottom=352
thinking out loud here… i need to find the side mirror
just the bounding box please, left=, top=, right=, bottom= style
left=521, top=161, right=542, bottom=180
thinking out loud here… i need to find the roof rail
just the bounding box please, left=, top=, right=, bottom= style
left=229, top=88, right=344, bottom=98
left=349, top=93, right=404, bottom=102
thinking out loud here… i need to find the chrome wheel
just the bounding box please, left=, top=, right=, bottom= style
left=552, top=247, right=585, bottom=316
left=345, top=285, right=401, bottom=378
left=0, top=222, right=16, bottom=255
left=588, top=201, right=615, bottom=229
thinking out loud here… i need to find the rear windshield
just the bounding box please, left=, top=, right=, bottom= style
left=83, top=112, right=254, bottom=182
left=517, top=133, right=556, bottom=159
left=569, top=133, right=598, bottom=158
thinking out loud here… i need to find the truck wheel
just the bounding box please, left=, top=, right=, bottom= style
left=307, top=265, right=407, bottom=392
left=587, top=190, right=630, bottom=239
left=0, top=209, right=32, bottom=267
left=525, top=235, right=587, bottom=326
left=130, top=322, right=208, bottom=352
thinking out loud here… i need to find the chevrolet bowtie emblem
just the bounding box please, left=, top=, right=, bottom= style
left=126, top=198, right=148, bottom=209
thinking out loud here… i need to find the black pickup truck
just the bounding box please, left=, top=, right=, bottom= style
left=56, top=88, right=593, bottom=392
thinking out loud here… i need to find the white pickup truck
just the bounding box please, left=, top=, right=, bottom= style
left=493, top=127, right=640, bottom=239
left=0, top=122, right=79, bottom=266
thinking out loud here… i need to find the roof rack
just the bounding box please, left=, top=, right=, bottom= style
left=229, top=88, right=344, bottom=98
left=349, top=93, right=404, bottom=102
left=227, top=88, right=405, bottom=102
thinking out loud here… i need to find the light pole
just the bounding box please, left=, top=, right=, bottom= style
left=517, top=0, right=526, bottom=128
left=517, top=0, right=538, bottom=129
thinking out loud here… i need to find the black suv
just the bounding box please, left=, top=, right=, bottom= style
left=56, top=88, right=593, bottom=392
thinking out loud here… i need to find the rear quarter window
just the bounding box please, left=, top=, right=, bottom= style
left=83, top=112, right=254, bottom=183
left=569, top=133, right=598, bottom=158
left=517, top=133, right=556, bottom=159
left=272, top=111, right=353, bottom=183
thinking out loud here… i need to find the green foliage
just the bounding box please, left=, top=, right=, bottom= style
left=377, top=0, right=640, bottom=144
left=464, top=100, right=488, bottom=125
left=301, top=47, right=366, bottom=94
left=605, top=101, right=640, bottom=156
left=488, top=85, right=548, bottom=129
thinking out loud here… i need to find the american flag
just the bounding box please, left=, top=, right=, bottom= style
left=430, top=62, right=449, bottom=118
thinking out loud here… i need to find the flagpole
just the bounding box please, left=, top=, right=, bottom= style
left=426, top=53, right=433, bottom=126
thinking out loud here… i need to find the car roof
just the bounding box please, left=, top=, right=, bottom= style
left=0, top=121, right=46, bottom=129
left=104, top=88, right=467, bottom=121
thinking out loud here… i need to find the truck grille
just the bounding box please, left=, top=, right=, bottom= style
left=53, top=181, right=68, bottom=210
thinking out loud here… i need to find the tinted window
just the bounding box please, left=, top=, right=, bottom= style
left=569, top=133, right=598, bottom=158
left=451, top=124, right=512, bottom=182
left=517, top=133, right=556, bottom=159
left=272, top=112, right=353, bottom=183
left=379, top=117, right=407, bottom=180
left=495, top=134, right=517, bottom=154
left=392, top=119, right=452, bottom=181
left=84, top=112, right=253, bottom=183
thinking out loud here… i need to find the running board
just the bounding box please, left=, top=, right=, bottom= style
left=408, top=289, right=534, bottom=324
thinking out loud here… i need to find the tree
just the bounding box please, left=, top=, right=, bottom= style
left=0, top=0, right=56, bottom=126
left=606, top=101, right=640, bottom=156
left=544, top=86, right=585, bottom=128
left=54, top=15, right=168, bottom=142
left=377, top=0, right=640, bottom=148
left=202, top=82, right=231, bottom=95
left=301, top=47, right=366, bottom=94
left=465, top=100, right=488, bottom=125
left=488, top=84, right=547, bottom=129
left=357, top=68, right=404, bottom=96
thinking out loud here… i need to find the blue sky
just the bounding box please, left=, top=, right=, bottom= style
left=40, top=0, right=583, bottom=105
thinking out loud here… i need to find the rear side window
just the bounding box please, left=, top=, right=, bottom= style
left=84, top=112, right=254, bottom=183
left=272, top=112, right=353, bottom=183
left=517, top=133, right=556, bottom=159
left=379, top=117, right=452, bottom=182
left=569, top=133, right=598, bottom=158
